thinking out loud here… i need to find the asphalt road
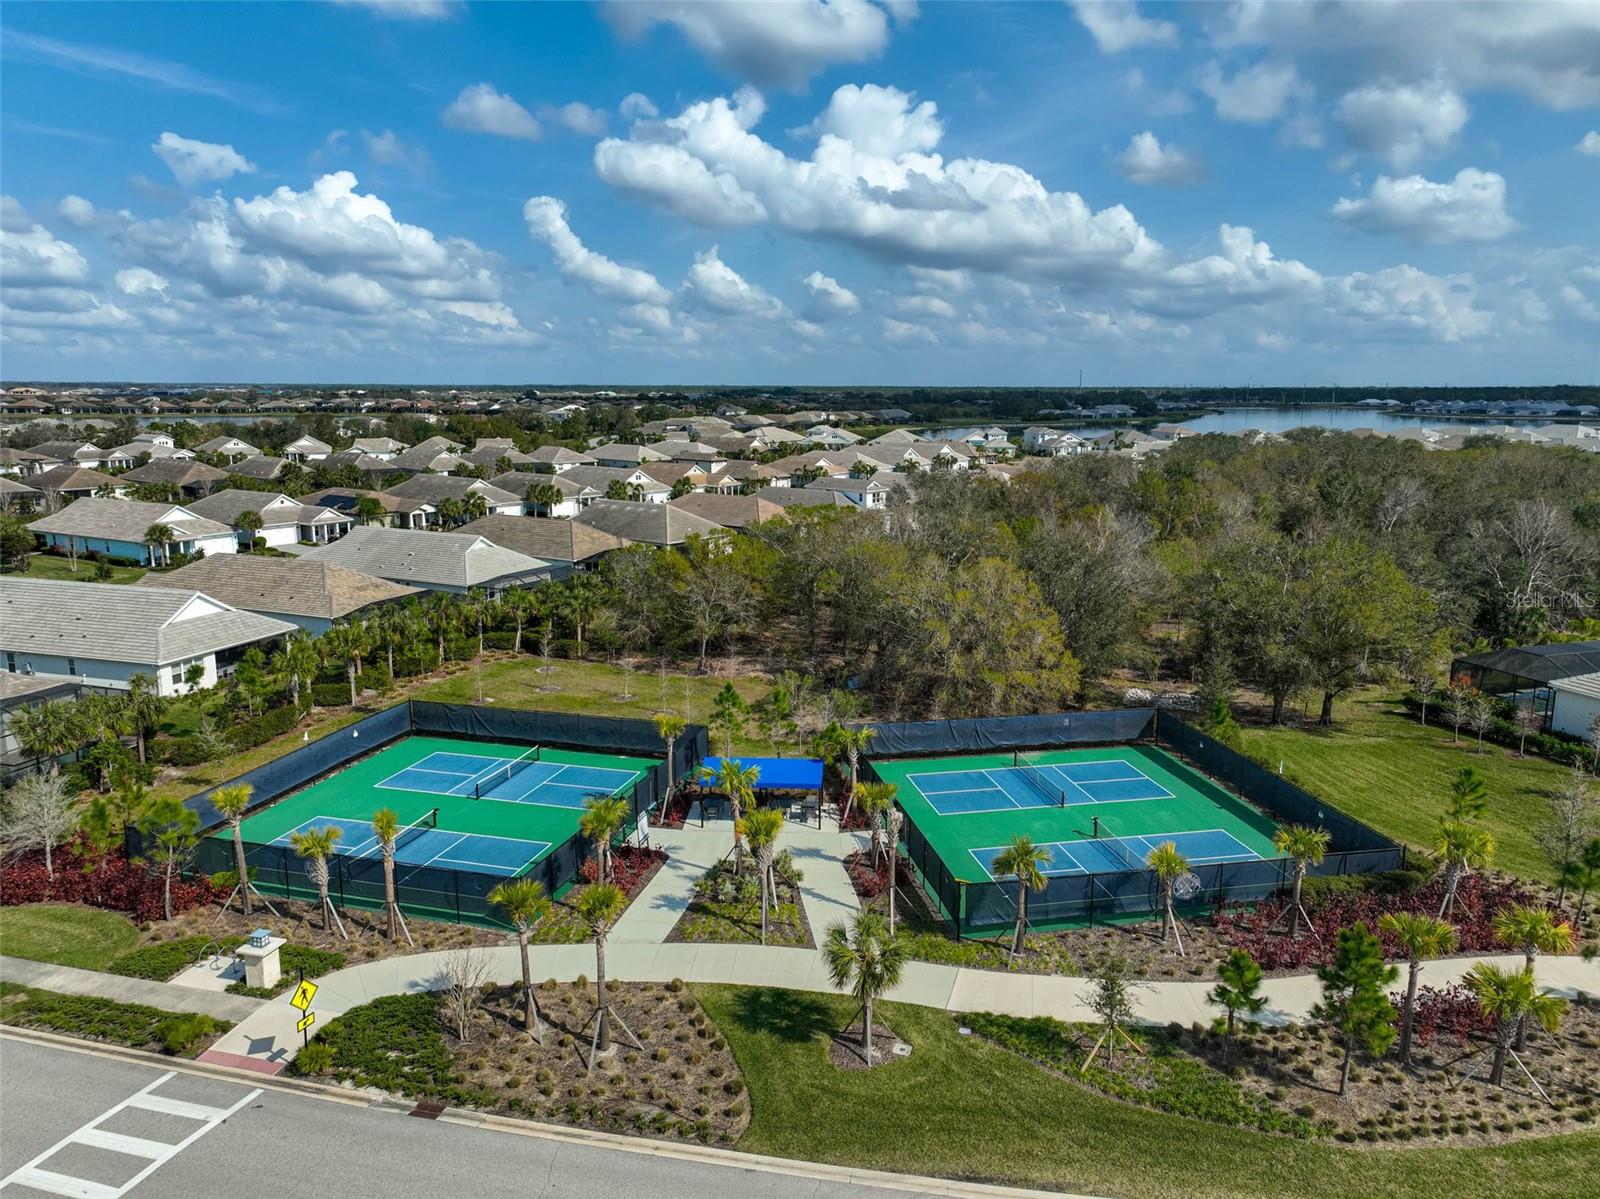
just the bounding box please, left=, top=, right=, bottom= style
left=0, top=1034, right=1061, bottom=1199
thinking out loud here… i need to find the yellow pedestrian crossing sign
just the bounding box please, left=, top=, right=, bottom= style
left=290, top=979, right=318, bottom=1011
left=297, top=1011, right=315, bottom=1033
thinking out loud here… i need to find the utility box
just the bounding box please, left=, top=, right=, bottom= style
left=236, top=935, right=286, bottom=990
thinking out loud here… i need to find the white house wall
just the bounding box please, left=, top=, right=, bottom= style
left=1551, top=691, right=1600, bottom=740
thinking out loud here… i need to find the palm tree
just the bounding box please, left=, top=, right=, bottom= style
left=1378, top=911, right=1458, bottom=1067
left=739, top=806, right=785, bottom=944
left=460, top=588, right=499, bottom=658
left=1147, top=841, right=1190, bottom=954
left=144, top=522, right=174, bottom=567
left=1447, top=765, right=1488, bottom=821
left=525, top=482, right=563, bottom=516
left=854, top=780, right=897, bottom=866
left=1434, top=819, right=1495, bottom=918
left=273, top=631, right=319, bottom=716
left=560, top=576, right=605, bottom=657
left=834, top=725, right=875, bottom=825
left=1272, top=824, right=1330, bottom=937
left=579, top=794, right=629, bottom=885
left=992, top=836, right=1051, bottom=958
left=234, top=509, right=263, bottom=550
left=319, top=623, right=367, bottom=707
left=9, top=699, right=85, bottom=777
left=1464, top=962, right=1565, bottom=1087
left=355, top=495, right=386, bottom=526
left=289, top=824, right=347, bottom=937
left=652, top=713, right=687, bottom=814
left=371, top=808, right=409, bottom=944
left=701, top=757, right=760, bottom=874
left=124, top=673, right=166, bottom=765
left=436, top=496, right=465, bottom=528
left=421, top=591, right=459, bottom=667
left=488, top=877, right=551, bottom=1041
left=576, top=883, right=627, bottom=1065
left=1492, top=904, right=1574, bottom=1049
left=211, top=783, right=275, bottom=917
left=501, top=589, right=535, bottom=654
left=823, top=910, right=906, bottom=1066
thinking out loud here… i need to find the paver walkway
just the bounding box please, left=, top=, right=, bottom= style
left=0, top=955, right=265, bottom=1023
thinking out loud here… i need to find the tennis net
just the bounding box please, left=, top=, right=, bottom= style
left=1011, top=752, right=1067, bottom=808
left=474, top=750, right=541, bottom=800
left=394, top=808, right=438, bottom=850
left=1092, top=818, right=1146, bottom=872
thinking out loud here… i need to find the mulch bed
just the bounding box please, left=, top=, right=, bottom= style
left=665, top=860, right=814, bottom=948
left=828, top=1020, right=909, bottom=1071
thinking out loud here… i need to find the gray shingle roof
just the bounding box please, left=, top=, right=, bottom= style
left=135, top=555, right=419, bottom=620
left=525, top=445, right=596, bottom=466
left=228, top=455, right=288, bottom=480
left=587, top=443, right=667, bottom=464
left=489, top=471, right=597, bottom=500
left=457, top=515, right=628, bottom=562
left=667, top=493, right=788, bottom=528
left=0, top=476, right=41, bottom=498
left=185, top=489, right=348, bottom=529
left=119, top=459, right=230, bottom=487
left=28, top=497, right=233, bottom=541
left=195, top=436, right=260, bottom=455
left=385, top=475, right=520, bottom=506
left=1, top=577, right=296, bottom=666
left=560, top=466, right=672, bottom=497
left=30, top=465, right=122, bottom=493
left=572, top=499, right=722, bottom=546
left=297, top=524, right=552, bottom=588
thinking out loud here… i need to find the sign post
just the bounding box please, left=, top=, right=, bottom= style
left=290, top=973, right=319, bottom=1049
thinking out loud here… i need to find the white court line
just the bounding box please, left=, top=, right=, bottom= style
left=0, top=1071, right=260, bottom=1199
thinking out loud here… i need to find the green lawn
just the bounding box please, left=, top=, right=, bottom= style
left=18, top=553, right=147, bottom=584
left=695, top=984, right=1599, bottom=1199
left=0, top=905, right=142, bottom=970
left=1239, top=692, right=1572, bottom=882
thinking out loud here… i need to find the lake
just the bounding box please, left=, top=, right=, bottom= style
left=924, top=406, right=1545, bottom=441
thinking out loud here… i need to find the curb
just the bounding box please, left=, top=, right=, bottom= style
left=0, top=1026, right=1102, bottom=1199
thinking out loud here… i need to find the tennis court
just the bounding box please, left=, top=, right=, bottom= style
left=872, top=744, right=1281, bottom=889
left=378, top=749, right=640, bottom=809
left=234, top=734, right=656, bottom=885
left=970, top=827, right=1260, bottom=880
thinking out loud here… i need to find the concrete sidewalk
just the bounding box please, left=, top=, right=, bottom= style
left=0, top=955, right=265, bottom=1023
left=196, top=937, right=1600, bottom=1075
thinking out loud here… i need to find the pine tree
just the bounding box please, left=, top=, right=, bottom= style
left=1310, top=922, right=1398, bottom=1095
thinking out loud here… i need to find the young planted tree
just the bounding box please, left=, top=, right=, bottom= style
left=854, top=780, right=897, bottom=866
left=884, top=798, right=905, bottom=933
left=210, top=783, right=276, bottom=916
left=992, top=836, right=1051, bottom=958
left=700, top=757, right=759, bottom=874
left=488, top=877, right=551, bottom=1041
left=1464, top=962, right=1565, bottom=1088
left=1378, top=911, right=1457, bottom=1068
left=9, top=699, right=85, bottom=778
left=1570, top=839, right=1600, bottom=922
left=1147, top=841, right=1191, bottom=954
left=823, top=910, right=906, bottom=1066
left=1271, top=824, right=1330, bottom=937
left=1447, top=766, right=1489, bottom=821
left=1536, top=769, right=1598, bottom=906
left=1434, top=820, right=1495, bottom=919
left=136, top=795, right=200, bottom=921
left=1513, top=704, right=1542, bottom=757
left=290, top=825, right=347, bottom=938
left=1466, top=693, right=1494, bottom=751
left=579, top=794, right=629, bottom=886
left=234, top=509, right=263, bottom=550
left=1492, top=904, right=1574, bottom=1050
left=1439, top=683, right=1472, bottom=745
left=1310, top=922, right=1398, bottom=1096
left=739, top=806, right=785, bottom=945
left=708, top=683, right=748, bottom=756
left=370, top=808, right=410, bottom=944
left=1083, top=956, right=1144, bottom=1071
left=652, top=713, right=687, bottom=816
left=0, top=771, right=76, bottom=880
left=124, top=673, right=166, bottom=765
left=1209, top=948, right=1267, bottom=1056
left=575, top=883, right=636, bottom=1068
left=834, top=725, right=876, bottom=825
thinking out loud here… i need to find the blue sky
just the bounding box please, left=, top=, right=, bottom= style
left=2, top=0, right=1597, bottom=386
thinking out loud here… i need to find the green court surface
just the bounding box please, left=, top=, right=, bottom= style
left=231, top=735, right=657, bottom=875
left=871, top=745, right=1282, bottom=887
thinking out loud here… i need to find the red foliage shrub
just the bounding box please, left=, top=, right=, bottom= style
left=842, top=849, right=913, bottom=902
left=0, top=836, right=223, bottom=924
left=1212, top=873, right=1544, bottom=971
left=577, top=844, right=667, bottom=900
left=654, top=792, right=695, bottom=830
left=1392, top=984, right=1495, bottom=1048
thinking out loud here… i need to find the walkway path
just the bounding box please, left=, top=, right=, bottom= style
left=0, top=955, right=265, bottom=1023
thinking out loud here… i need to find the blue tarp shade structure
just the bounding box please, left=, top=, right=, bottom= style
left=699, top=756, right=824, bottom=790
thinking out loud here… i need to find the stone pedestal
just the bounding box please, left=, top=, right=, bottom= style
left=236, top=936, right=286, bottom=990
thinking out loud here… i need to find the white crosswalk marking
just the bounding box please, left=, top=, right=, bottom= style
left=0, top=1071, right=260, bottom=1199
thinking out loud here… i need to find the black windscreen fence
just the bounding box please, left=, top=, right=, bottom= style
left=160, top=700, right=706, bottom=927
left=867, top=710, right=1404, bottom=937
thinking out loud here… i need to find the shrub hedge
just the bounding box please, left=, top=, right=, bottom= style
left=109, top=935, right=246, bottom=981
left=0, top=986, right=230, bottom=1056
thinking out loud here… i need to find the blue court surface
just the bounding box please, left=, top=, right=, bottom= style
left=377, top=750, right=636, bottom=810
left=969, top=828, right=1260, bottom=880
left=908, top=760, right=1174, bottom=816
left=272, top=815, right=549, bottom=877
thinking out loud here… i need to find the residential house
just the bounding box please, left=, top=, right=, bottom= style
left=587, top=443, right=668, bottom=469
left=488, top=471, right=597, bottom=518
left=869, top=429, right=927, bottom=447
left=384, top=474, right=523, bottom=517
left=572, top=499, right=722, bottom=547
left=349, top=436, right=407, bottom=459
left=29, top=465, right=125, bottom=505
left=185, top=490, right=353, bottom=548
left=2, top=673, right=103, bottom=779
left=802, top=476, right=892, bottom=509
left=28, top=497, right=238, bottom=565
left=135, top=556, right=418, bottom=635
left=804, top=425, right=863, bottom=450
left=297, top=525, right=553, bottom=595
left=227, top=455, right=290, bottom=483
left=0, top=476, right=41, bottom=511
left=107, top=440, right=195, bottom=463
left=706, top=459, right=786, bottom=491
left=750, top=485, right=855, bottom=511
left=300, top=487, right=434, bottom=529
left=194, top=435, right=261, bottom=461
left=0, top=447, right=50, bottom=476
left=317, top=450, right=396, bottom=483
left=0, top=577, right=295, bottom=696
left=457, top=444, right=537, bottom=471
left=559, top=465, right=673, bottom=504
left=1022, top=427, right=1089, bottom=457
left=457, top=515, right=627, bottom=575
left=1549, top=673, right=1600, bottom=741
left=28, top=441, right=107, bottom=469
left=283, top=435, right=332, bottom=462
left=522, top=445, right=596, bottom=473
left=119, top=459, right=230, bottom=499
left=388, top=436, right=465, bottom=473
left=667, top=493, right=788, bottom=529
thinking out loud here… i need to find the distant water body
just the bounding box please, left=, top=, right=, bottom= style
left=924, top=406, right=1547, bottom=442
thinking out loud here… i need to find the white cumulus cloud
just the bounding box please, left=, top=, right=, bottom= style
left=1331, top=168, right=1517, bottom=244
left=1578, top=131, right=1600, bottom=156
left=1335, top=80, right=1469, bottom=169
left=541, top=102, right=608, bottom=137
left=682, top=246, right=783, bottom=317
left=1069, top=0, right=1178, bottom=53
left=1198, top=60, right=1305, bottom=124
left=523, top=195, right=672, bottom=305
left=1113, top=131, right=1203, bottom=185
left=801, top=270, right=860, bottom=317
left=443, top=84, right=542, bottom=140
left=152, top=132, right=256, bottom=187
